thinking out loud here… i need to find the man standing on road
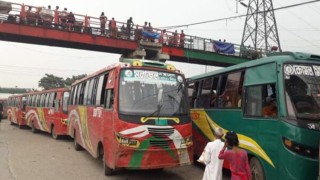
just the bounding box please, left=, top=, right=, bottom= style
left=202, top=127, right=225, bottom=180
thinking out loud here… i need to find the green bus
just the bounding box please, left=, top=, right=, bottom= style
left=188, top=52, right=319, bottom=180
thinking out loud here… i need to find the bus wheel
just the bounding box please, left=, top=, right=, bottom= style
left=250, top=157, right=265, bottom=180
left=51, top=125, right=59, bottom=140
left=31, top=122, right=37, bottom=133
left=103, top=152, right=114, bottom=176
left=74, top=131, right=83, bottom=151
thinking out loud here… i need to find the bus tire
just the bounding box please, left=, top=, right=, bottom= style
left=250, top=157, right=265, bottom=180
left=31, top=122, right=37, bottom=133
left=103, top=152, right=114, bottom=176
left=74, top=130, right=83, bottom=151
left=51, top=125, right=59, bottom=140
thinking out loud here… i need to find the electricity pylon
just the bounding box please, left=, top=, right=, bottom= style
left=240, top=0, right=281, bottom=53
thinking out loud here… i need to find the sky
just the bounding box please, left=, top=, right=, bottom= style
left=1, top=0, right=320, bottom=97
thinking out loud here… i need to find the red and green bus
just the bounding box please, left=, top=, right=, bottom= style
left=25, top=88, right=70, bottom=139
left=188, top=52, right=319, bottom=180
left=67, top=58, right=193, bottom=175
left=7, top=94, right=27, bottom=127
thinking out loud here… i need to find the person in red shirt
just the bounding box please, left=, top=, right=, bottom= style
left=110, top=17, right=117, bottom=38
left=219, top=131, right=251, bottom=180
left=179, top=30, right=185, bottom=47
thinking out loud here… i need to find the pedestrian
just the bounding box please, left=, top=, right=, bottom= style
left=148, top=22, right=152, bottom=32
left=142, top=21, right=148, bottom=40
left=54, top=6, right=59, bottom=28
left=202, top=127, right=225, bottom=180
left=179, top=30, right=185, bottom=47
left=110, top=17, right=117, bottom=38
left=67, top=11, right=75, bottom=31
left=126, top=17, right=134, bottom=39
left=159, top=29, right=167, bottom=44
left=173, top=30, right=179, bottom=46
left=143, top=21, right=148, bottom=31
left=60, top=8, right=68, bottom=28
left=100, top=12, right=107, bottom=35
left=218, top=131, right=251, bottom=180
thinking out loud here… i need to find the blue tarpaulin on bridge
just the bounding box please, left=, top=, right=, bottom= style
left=213, top=41, right=235, bottom=54
left=142, top=30, right=160, bottom=39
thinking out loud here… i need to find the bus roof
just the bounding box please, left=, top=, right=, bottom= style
left=25, top=87, right=69, bottom=96
left=189, top=51, right=320, bottom=80
left=72, top=58, right=181, bottom=86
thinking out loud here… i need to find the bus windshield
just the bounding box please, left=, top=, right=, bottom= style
left=284, top=63, right=320, bottom=121
left=119, top=69, right=188, bottom=116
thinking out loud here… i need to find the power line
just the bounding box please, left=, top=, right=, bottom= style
left=159, top=0, right=320, bottom=29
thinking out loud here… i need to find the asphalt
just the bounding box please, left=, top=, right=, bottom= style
left=0, top=119, right=15, bottom=180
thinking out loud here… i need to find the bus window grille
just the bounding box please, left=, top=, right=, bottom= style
left=148, top=127, right=174, bottom=137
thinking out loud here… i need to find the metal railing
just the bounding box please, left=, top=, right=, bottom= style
left=0, top=1, right=265, bottom=59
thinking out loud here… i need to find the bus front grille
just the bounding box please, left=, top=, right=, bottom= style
left=148, top=127, right=174, bottom=137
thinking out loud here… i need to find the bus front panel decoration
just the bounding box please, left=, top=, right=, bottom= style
left=188, top=52, right=319, bottom=180
left=67, top=58, right=193, bottom=176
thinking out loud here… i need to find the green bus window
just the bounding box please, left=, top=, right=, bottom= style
left=210, top=77, right=219, bottom=108
left=244, top=86, right=263, bottom=116
left=245, top=84, right=277, bottom=117
left=198, top=78, right=213, bottom=108
left=218, top=72, right=242, bottom=108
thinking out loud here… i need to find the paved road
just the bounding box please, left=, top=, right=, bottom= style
left=0, top=119, right=230, bottom=180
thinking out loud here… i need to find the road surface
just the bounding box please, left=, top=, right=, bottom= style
left=0, top=119, right=230, bottom=180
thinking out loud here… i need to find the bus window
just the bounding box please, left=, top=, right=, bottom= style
left=69, top=86, right=75, bottom=105
left=83, top=80, right=91, bottom=105
left=218, top=72, right=242, bottom=108
left=22, top=96, right=26, bottom=111
left=197, top=78, right=213, bottom=108
left=244, top=83, right=277, bottom=117
left=55, top=93, right=60, bottom=111
left=96, top=74, right=108, bottom=106
left=45, top=93, right=50, bottom=107
left=40, top=94, right=46, bottom=107
left=49, top=92, right=55, bottom=108
left=78, top=82, right=87, bottom=105
left=191, top=81, right=200, bottom=108
left=62, top=91, right=69, bottom=114
left=87, top=78, right=95, bottom=105
left=75, top=84, right=82, bottom=105
left=244, top=86, right=263, bottom=116
left=105, top=89, right=114, bottom=109
left=91, top=77, right=99, bottom=105
left=36, top=95, right=41, bottom=107
left=210, top=77, right=219, bottom=108
left=32, top=95, right=37, bottom=107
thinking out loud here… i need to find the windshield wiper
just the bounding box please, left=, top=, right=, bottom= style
left=145, top=103, right=163, bottom=118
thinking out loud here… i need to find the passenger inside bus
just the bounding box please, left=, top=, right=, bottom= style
left=210, top=91, right=216, bottom=107
left=262, top=96, right=277, bottom=117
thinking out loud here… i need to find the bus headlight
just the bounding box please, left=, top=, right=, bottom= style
left=282, top=137, right=318, bottom=158
left=132, top=60, right=143, bottom=67
left=166, top=64, right=176, bottom=71
left=116, top=134, right=140, bottom=148
left=184, top=136, right=193, bottom=147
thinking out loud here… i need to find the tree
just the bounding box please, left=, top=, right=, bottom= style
left=65, top=74, right=87, bottom=87
left=38, top=74, right=87, bottom=90
left=38, top=74, right=65, bottom=90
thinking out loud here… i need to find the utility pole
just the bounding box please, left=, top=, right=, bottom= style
left=240, top=0, right=281, bottom=53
